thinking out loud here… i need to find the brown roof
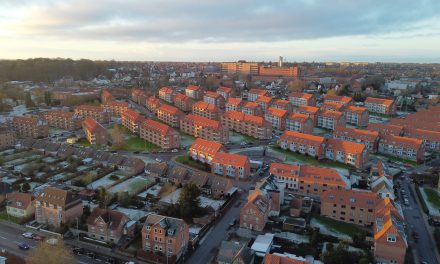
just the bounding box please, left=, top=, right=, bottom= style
left=6, top=192, right=33, bottom=210
left=212, top=152, right=249, bottom=168
left=321, top=189, right=380, bottom=210
left=36, top=187, right=80, bottom=207
left=87, top=208, right=127, bottom=230
left=82, top=118, right=105, bottom=133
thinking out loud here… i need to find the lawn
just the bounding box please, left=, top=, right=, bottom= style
left=230, top=132, right=257, bottom=144
left=314, top=215, right=365, bottom=237
left=0, top=210, right=20, bottom=224
left=374, top=153, right=418, bottom=166
left=76, top=138, right=92, bottom=147
left=180, top=133, right=196, bottom=148
left=424, top=188, right=440, bottom=208
left=175, top=155, right=211, bottom=172
left=111, top=136, right=161, bottom=152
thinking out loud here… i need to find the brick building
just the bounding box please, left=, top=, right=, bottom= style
left=288, top=92, right=315, bottom=107
left=367, top=123, right=404, bottom=136
left=211, top=152, right=250, bottom=180
left=146, top=96, right=162, bottom=113
left=285, top=113, right=314, bottom=134
left=185, top=85, right=203, bottom=100
left=225, top=98, right=244, bottom=112
left=240, top=191, right=270, bottom=231
left=344, top=106, right=369, bottom=127
left=296, top=105, right=319, bottom=125
left=333, top=127, right=380, bottom=152
left=192, top=101, right=222, bottom=120
left=271, top=99, right=293, bottom=114
left=256, top=95, right=273, bottom=112
left=216, top=86, right=235, bottom=100
left=317, top=110, right=345, bottom=130
left=279, top=131, right=326, bottom=159
left=365, top=97, right=396, bottom=116
left=158, top=87, right=175, bottom=103
left=403, top=128, right=440, bottom=152
left=82, top=118, right=108, bottom=145
left=221, top=111, right=272, bottom=140
left=139, top=119, right=181, bottom=149
left=241, top=101, right=263, bottom=116
left=157, top=105, right=185, bottom=128
left=121, top=108, right=143, bottom=133
left=203, top=91, right=225, bottom=109
left=87, top=208, right=132, bottom=243
left=247, top=88, right=267, bottom=102
left=0, top=127, right=16, bottom=149
left=102, top=101, right=129, bottom=117
left=378, top=135, right=425, bottom=162
left=173, top=93, right=193, bottom=112
left=325, top=139, right=369, bottom=168
left=265, top=107, right=287, bottom=130
left=180, top=114, right=229, bottom=144
left=101, top=89, right=114, bottom=104
left=12, top=116, right=49, bottom=139
left=74, top=105, right=111, bottom=123
left=324, top=95, right=353, bottom=106
left=189, top=138, right=223, bottom=164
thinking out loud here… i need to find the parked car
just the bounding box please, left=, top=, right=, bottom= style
left=171, top=149, right=178, bottom=153
left=18, top=243, right=30, bottom=250
left=32, top=235, right=45, bottom=241
left=229, top=218, right=237, bottom=227
left=22, top=232, right=34, bottom=239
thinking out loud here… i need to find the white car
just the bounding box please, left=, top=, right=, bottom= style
left=22, top=232, right=34, bottom=239
left=171, top=149, right=178, bottom=153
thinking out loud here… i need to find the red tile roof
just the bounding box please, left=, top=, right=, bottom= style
left=333, top=127, right=379, bottom=142
left=45, top=110, right=75, bottom=119
left=204, top=91, right=222, bottom=99
left=326, top=138, right=366, bottom=154
left=13, top=116, right=38, bottom=125
left=159, top=86, right=174, bottom=94
left=298, top=105, right=319, bottom=114
left=105, top=101, right=129, bottom=108
left=264, top=253, right=308, bottom=264
left=122, top=108, right=142, bottom=121
left=75, top=105, right=104, bottom=112
left=186, top=85, right=201, bottom=91
left=226, top=97, right=242, bottom=106
left=257, top=95, right=273, bottom=104
left=243, top=101, right=260, bottom=109
left=6, top=192, right=33, bottom=210
left=324, top=95, right=352, bottom=104
left=193, top=101, right=220, bottom=112
left=367, top=123, right=404, bottom=135
left=321, top=189, right=380, bottom=210
left=272, top=99, right=290, bottom=107
left=289, top=92, right=313, bottom=100
left=266, top=107, right=287, bottom=118
left=380, top=135, right=423, bottom=149
left=190, top=138, right=223, bottom=156
left=217, top=86, right=233, bottom=93
left=141, top=119, right=173, bottom=136
left=82, top=118, right=105, bottom=133
left=287, top=113, right=310, bottom=122
left=280, top=130, right=325, bottom=145
left=158, top=104, right=184, bottom=115
left=345, top=105, right=368, bottom=114
left=174, top=93, right=191, bottom=101
left=365, top=97, right=394, bottom=107
left=320, top=101, right=345, bottom=111
left=212, top=152, right=249, bottom=167
left=318, top=109, right=344, bottom=119
left=223, top=111, right=266, bottom=126
left=183, top=114, right=221, bottom=130
left=249, top=88, right=267, bottom=96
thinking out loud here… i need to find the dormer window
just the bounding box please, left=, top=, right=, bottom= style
left=387, top=234, right=396, bottom=242
left=146, top=226, right=151, bottom=230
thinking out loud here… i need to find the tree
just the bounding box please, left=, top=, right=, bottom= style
left=111, top=125, right=125, bottom=149
left=44, top=91, right=52, bottom=105
left=326, top=89, right=337, bottom=96
left=21, top=182, right=31, bottom=192
left=97, top=187, right=112, bottom=208
left=323, top=242, right=355, bottom=264
left=117, top=191, right=131, bottom=207
left=287, top=79, right=304, bottom=92
left=177, top=182, right=204, bottom=222
left=24, top=92, right=35, bottom=108
left=26, top=241, right=75, bottom=264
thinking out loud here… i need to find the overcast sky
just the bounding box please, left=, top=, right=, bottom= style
left=1, top=0, right=440, bottom=62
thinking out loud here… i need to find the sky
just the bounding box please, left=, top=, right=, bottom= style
left=0, top=0, right=440, bottom=63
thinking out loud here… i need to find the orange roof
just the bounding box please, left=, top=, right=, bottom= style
left=326, top=138, right=366, bottom=154
left=105, top=101, right=129, bottom=108
left=333, top=127, right=379, bottom=142
left=324, top=95, right=352, bottom=104
left=193, top=101, right=220, bottom=112
left=159, top=87, right=174, bottom=94
left=367, top=123, right=404, bottom=135
left=141, top=119, right=173, bottom=136
left=122, top=108, right=142, bottom=121
left=212, top=152, right=249, bottom=167
left=204, top=91, right=222, bottom=99
left=75, top=104, right=104, bottom=112
left=226, top=97, right=242, bottom=106
left=345, top=105, right=368, bottom=114
left=321, top=189, right=380, bottom=210
left=257, top=95, right=273, bottom=104
left=147, top=96, right=160, bottom=104
left=280, top=130, right=325, bottom=145
left=243, top=101, right=260, bottom=109
left=183, top=114, right=221, bottom=130
left=287, top=113, right=310, bottom=123
left=365, top=97, right=394, bottom=107
left=318, top=109, right=344, bottom=119
left=45, top=110, right=74, bottom=118
left=289, top=92, right=313, bottom=100
left=244, top=114, right=266, bottom=126
left=264, top=253, right=308, bottom=264
left=380, top=134, right=423, bottom=149
left=320, top=101, right=345, bottom=111
left=405, top=128, right=440, bottom=142
left=190, top=138, right=223, bottom=156
left=158, top=104, right=184, bottom=115
left=249, top=88, right=267, bottom=96
left=266, top=107, right=287, bottom=118
left=131, top=88, right=145, bottom=97
left=13, top=116, right=38, bottom=125
left=82, top=117, right=105, bottom=133
left=298, top=105, right=319, bottom=114
left=223, top=110, right=266, bottom=126
left=174, top=93, right=191, bottom=101
left=217, top=86, right=233, bottom=93
left=186, top=85, right=201, bottom=91
left=272, top=99, right=290, bottom=107
left=102, top=89, right=113, bottom=98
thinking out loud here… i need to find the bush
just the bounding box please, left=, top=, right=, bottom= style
left=414, top=186, right=429, bottom=214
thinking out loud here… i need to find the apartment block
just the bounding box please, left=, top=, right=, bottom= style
left=288, top=92, right=315, bottom=107
left=173, top=93, right=193, bottom=112
left=131, top=88, right=147, bottom=105
left=247, top=88, right=267, bottom=102
left=324, top=95, right=353, bottom=106
left=158, top=87, right=175, bottom=103
left=43, top=110, right=80, bottom=130
left=180, top=114, right=229, bottom=144
left=216, top=86, right=235, bottom=100
left=240, top=191, right=270, bottom=232
left=296, top=105, right=319, bottom=125
left=82, top=118, right=108, bottom=145
left=367, top=123, right=404, bottom=136
left=325, top=138, right=369, bottom=168
left=404, top=128, right=440, bottom=151
left=192, top=101, right=222, bottom=120
left=221, top=62, right=259, bottom=75
left=74, top=105, right=111, bottom=123
left=0, top=127, right=16, bottom=149
left=265, top=107, right=287, bottom=130
left=365, top=97, right=396, bottom=116
left=271, top=99, right=292, bottom=114
left=185, top=85, right=203, bottom=100
left=12, top=116, right=49, bottom=139
left=102, top=101, right=129, bottom=116
left=203, top=91, right=225, bottom=109
left=320, top=101, right=345, bottom=112
left=189, top=138, right=224, bottom=164
left=140, top=119, right=181, bottom=149
left=344, top=106, right=369, bottom=127
left=279, top=131, right=326, bottom=158
left=146, top=96, right=162, bottom=113
left=87, top=208, right=131, bottom=243
left=221, top=111, right=272, bottom=140
left=285, top=113, right=314, bottom=134
left=225, top=97, right=244, bottom=112
left=317, top=110, right=345, bottom=130
left=378, top=135, right=424, bottom=162
left=211, top=152, right=251, bottom=180
left=157, top=105, right=185, bottom=128
left=121, top=108, right=143, bottom=133
left=241, top=101, right=263, bottom=116
left=101, top=89, right=114, bottom=104
left=256, top=95, right=273, bottom=112
left=258, top=65, right=299, bottom=77
left=333, top=127, right=380, bottom=152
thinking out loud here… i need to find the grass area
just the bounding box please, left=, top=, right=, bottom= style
left=374, top=153, right=418, bottom=166
left=180, top=132, right=196, bottom=148
left=175, top=155, right=211, bottom=172
left=0, top=210, right=20, bottom=224
left=369, top=112, right=394, bottom=118
left=424, top=188, right=440, bottom=208
left=110, top=135, right=161, bottom=152
left=76, top=138, right=92, bottom=147
left=314, top=215, right=365, bottom=237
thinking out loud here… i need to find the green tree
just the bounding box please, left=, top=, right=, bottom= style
left=21, top=182, right=31, bottom=192
left=117, top=191, right=131, bottom=207
left=97, top=187, right=112, bottom=208
left=177, top=182, right=204, bottom=222
left=323, top=242, right=354, bottom=264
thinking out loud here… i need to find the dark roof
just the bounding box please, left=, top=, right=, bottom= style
left=0, top=182, right=13, bottom=195
left=87, top=208, right=127, bottom=230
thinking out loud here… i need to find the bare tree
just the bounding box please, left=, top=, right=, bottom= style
left=26, top=241, right=75, bottom=264
left=111, top=124, right=125, bottom=149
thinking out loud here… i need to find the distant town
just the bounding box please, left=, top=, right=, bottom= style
left=0, top=58, right=439, bottom=264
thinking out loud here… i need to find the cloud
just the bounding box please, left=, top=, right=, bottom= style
left=3, top=0, right=440, bottom=43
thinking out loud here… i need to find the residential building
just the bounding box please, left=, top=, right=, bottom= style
left=203, top=91, right=225, bottom=109
left=6, top=192, right=35, bottom=219
left=325, top=138, right=369, bottom=168
left=256, top=95, right=273, bottom=112
left=217, top=241, right=254, bottom=264
left=158, top=87, right=175, bottom=103
left=344, top=106, right=369, bottom=127
left=131, top=88, right=147, bottom=105
left=240, top=191, right=270, bottom=231
left=35, top=187, right=83, bottom=227
left=209, top=175, right=234, bottom=199
left=211, top=152, right=251, bottom=180
left=365, top=97, right=396, bottom=116
left=74, top=105, right=111, bottom=123
left=285, top=113, right=314, bottom=134
left=258, top=65, right=299, bottom=77
left=0, top=127, right=16, bottom=149
left=288, top=92, right=315, bottom=107
left=141, top=214, right=189, bottom=262
left=43, top=110, right=80, bottom=130
left=87, top=208, right=132, bottom=243
left=320, top=101, right=345, bottom=112
left=324, top=95, right=353, bottom=106
left=221, top=62, right=259, bottom=75
left=264, top=253, right=311, bottom=264
left=157, top=105, right=185, bottom=128
left=82, top=118, right=108, bottom=145
left=279, top=131, right=326, bottom=158
left=317, top=110, right=345, bottom=130
left=333, top=127, right=380, bottom=152
left=378, top=135, right=424, bottom=162
left=102, top=101, right=129, bottom=116
left=12, top=116, right=49, bottom=139
left=216, top=86, right=235, bottom=100
left=101, top=89, right=114, bottom=104
left=140, top=119, right=181, bottom=149
left=180, top=114, right=229, bottom=144
left=367, top=123, right=404, bottom=136
left=192, top=101, right=222, bottom=120
left=247, top=88, right=267, bottom=102
left=271, top=99, right=292, bottom=114
left=403, top=128, right=440, bottom=152
left=189, top=138, right=224, bottom=164
left=146, top=96, right=162, bottom=113
left=121, top=108, right=143, bottom=133
left=242, top=102, right=263, bottom=116
left=225, top=98, right=244, bottom=112
left=371, top=176, right=395, bottom=200
left=185, top=85, right=203, bottom=100
left=320, top=189, right=381, bottom=226
left=296, top=105, right=319, bottom=125
left=173, top=93, right=193, bottom=112
left=221, top=111, right=272, bottom=140
left=265, top=107, right=287, bottom=130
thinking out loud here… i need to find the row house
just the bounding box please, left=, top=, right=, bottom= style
left=216, top=86, right=234, bottom=100
left=367, top=123, right=404, bottom=136
left=141, top=214, right=189, bottom=262
left=189, top=138, right=224, bottom=164
left=140, top=119, right=181, bottom=149
left=390, top=117, right=440, bottom=133
left=173, top=93, right=193, bottom=112
left=221, top=111, right=272, bottom=140
left=404, top=128, right=440, bottom=152
left=225, top=97, right=244, bottom=112
left=269, top=163, right=349, bottom=198
left=6, top=192, right=35, bottom=219
left=131, top=88, right=147, bottom=105
left=317, top=110, right=345, bottom=130
left=320, top=101, right=345, bottom=112
left=296, top=105, right=319, bottom=125
left=325, top=138, right=369, bottom=168
left=192, top=101, right=222, bottom=120
left=203, top=91, right=225, bottom=109
left=180, top=114, right=229, bottom=144
left=242, top=101, right=263, bottom=116
left=146, top=96, right=162, bottom=113
left=320, top=189, right=381, bottom=226
left=344, top=106, right=369, bottom=127
left=378, top=135, right=424, bottom=162
left=12, top=116, right=49, bottom=139
left=82, top=118, right=108, bottom=145
left=264, top=107, right=287, bottom=130
left=0, top=127, right=16, bottom=149
left=157, top=105, right=185, bottom=128
left=103, top=101, right=129, bottom=117
left=333, top=127, right=380, bottom=152
left=365, top=97, right=396, bottom=116
left=247, top=88, right=267, bottom=102
left=211, top=152, right=251, bottom=180
left=44, top=110, right=80, bottom=130
left=324, top=95, right=353, bottom=106
left=87, top=208, right=132, bottom=243
left=271, top=99, right=292, bottom=113
left=405, top=109, right=440, bottom=124
left=285, top=113, right=314, bottom=134
left=101, top=89, right=114, bottom=104
left=121, top=108, right=143, bottom=133
left=35, top=187, right=83, bottom=227
left=279, top=131, right=326, bottom=158
left=74, top=105, right=111, bottom=123
left=185, top=85, right=203, bottom=100
left=256, top=95, right=273, bottom=112
left=288, top=92, right=315, bottom=107
left=158, top=87, right=175, bottom=103
left=240, top=191, right=270, bottom=232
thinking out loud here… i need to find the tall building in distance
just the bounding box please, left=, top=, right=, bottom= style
left=278, top=56, right=283, bottom=67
